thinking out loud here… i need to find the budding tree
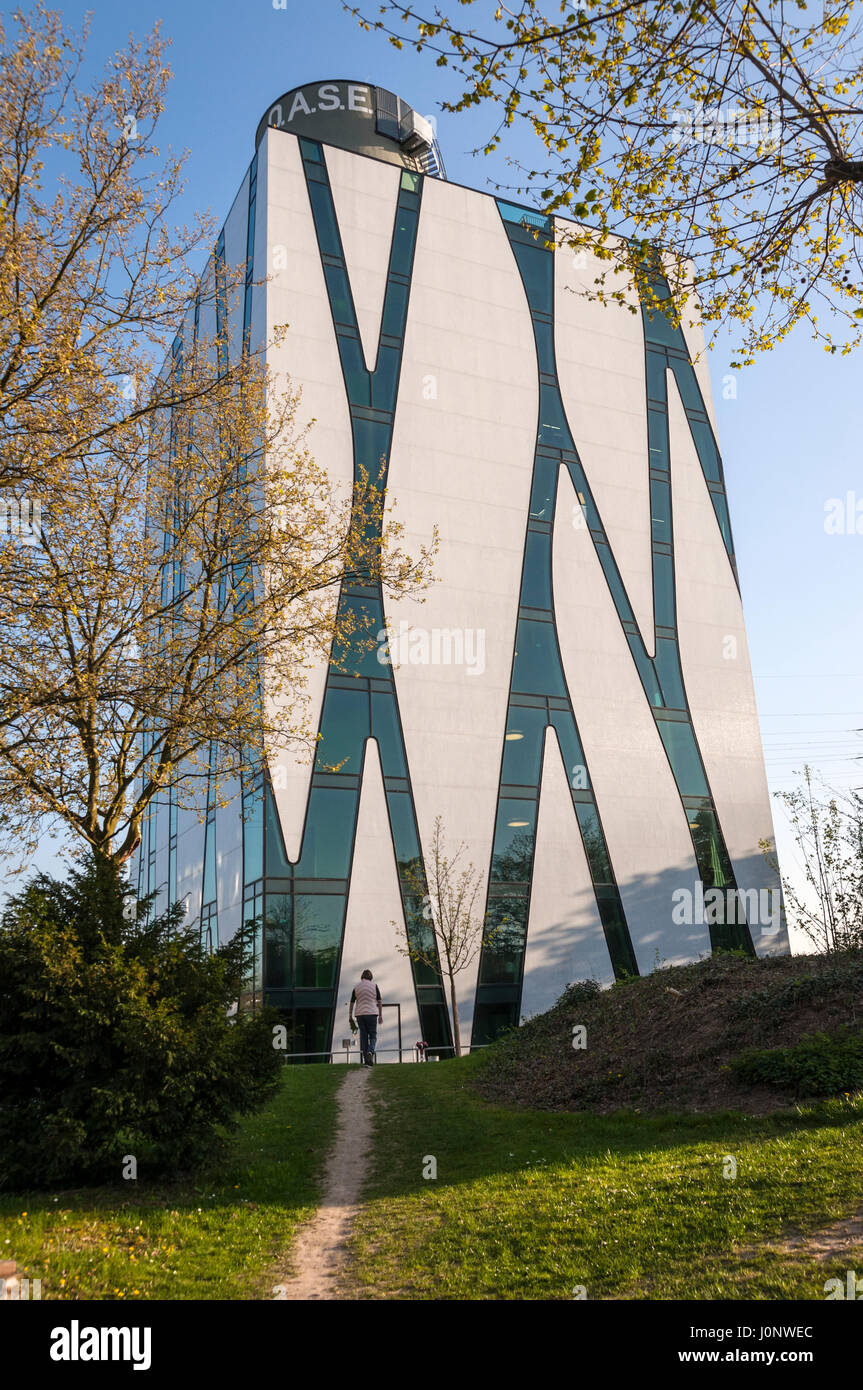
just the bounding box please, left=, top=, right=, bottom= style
left=396, top=815, right=500, bottom=1056
left=0, top=7, right=435, bottom=871
left=353, top=0, right=863, bottom=363
left=762, top=766, right=863, bottom=953
left=0, top=6, right=222, bottom=491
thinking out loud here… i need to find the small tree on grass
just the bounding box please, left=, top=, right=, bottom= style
left=762, top=765, right=863, bottom=955
left=396, top=816, right=500, bottom=1057
left=0, top=855, right=282, bottom=1191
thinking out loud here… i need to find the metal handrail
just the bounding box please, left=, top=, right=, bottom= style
left=281, top=1043, right=487, bottom=1063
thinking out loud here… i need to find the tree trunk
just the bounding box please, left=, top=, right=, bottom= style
left=448, top=974, right=461, bottom=1058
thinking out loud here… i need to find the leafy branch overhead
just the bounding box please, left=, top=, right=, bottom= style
left=351, top=0, right=863, bottom=362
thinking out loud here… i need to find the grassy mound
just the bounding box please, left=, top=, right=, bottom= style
left=474, top=948, right=863, bottom=1114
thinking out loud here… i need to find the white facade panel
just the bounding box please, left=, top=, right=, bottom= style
left=553, top=465, right=711, bottom=969
left=554, top=232, right=655, bottom=655
left=522, top=728, right=616, bottom=1019
left=262, top=130, right=355, bottom=860
left=385, top=172, right=539, bottom=1037
left=335, top=740, right=423, bottom=1060
left=669, top=268, right=719, bottom=435
left=324, top=144, right=401, bottom=370
left=668, top=377, right=788, bottom=956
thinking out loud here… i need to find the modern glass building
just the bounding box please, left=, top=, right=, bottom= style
left=134, top=79, right=788, bottom=1059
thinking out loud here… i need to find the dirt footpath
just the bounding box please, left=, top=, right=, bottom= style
left=273, top=1068, right=373, bottom=1300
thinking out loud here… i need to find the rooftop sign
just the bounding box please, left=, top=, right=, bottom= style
left=255, top=80, right=446, bottom=179
left=265, top=82, right=374, bottom=133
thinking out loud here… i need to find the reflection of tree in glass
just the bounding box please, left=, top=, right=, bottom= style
left=492, top=830, right=534, bottom=883
left=295, top=944, right=339, bottom=988
left=264, top=897, right=291, bottom=989
left=689, top=807, right=733, bottom=889
left=397, top=852, right=423, bottom=882
left=237, top=913, right=264, bottom=1013
left=294, top=898, right=340, bottom=988
left=330, top=598, right=377, bottom=678
left=480, top=895, right=526, bottom=984
left=577, top=811, right=612, bottom=883
left=487, top=902, right=526, bottom=953
left=400, top=893, right=440, bottom=987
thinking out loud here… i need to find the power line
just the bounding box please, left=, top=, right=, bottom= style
left=758, top=710, right=863, bottom=718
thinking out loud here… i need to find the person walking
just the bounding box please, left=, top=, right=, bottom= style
left=349, top=970, right=383, bottom=1065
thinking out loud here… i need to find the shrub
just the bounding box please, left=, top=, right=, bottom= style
left=729, top=1028, right=863, bottom=1097
left=558, top=979, right=602, bottom=1007
left=0, top=855, right=282, bottom=1190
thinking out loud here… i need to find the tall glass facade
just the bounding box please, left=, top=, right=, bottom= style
left=252, top=142, right=453, bottom=1055
left=484, top=205, right=752, bottom=963
left=139, top=100, right=779, bottom=1062
left=472, top=203, right=639, bottom=1047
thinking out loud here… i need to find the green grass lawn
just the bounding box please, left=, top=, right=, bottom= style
left=0, top=1066, right=343, bottom=1301
left=7, top=1054, right=863, bottom=1302
left=344, top=1055, right=863, bottom=1300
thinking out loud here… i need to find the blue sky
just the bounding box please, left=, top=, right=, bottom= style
left=10, top=1, right=863, bottom=941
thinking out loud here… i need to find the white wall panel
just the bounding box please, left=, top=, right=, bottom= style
left=384, top=174, right=540, bottom=1037
left=554, top=227, right=655, bottom=655
left=249, top=152, right=268, bottom=357
left=553, top=465, right=711, bottom=969
left=668, top=376, right=788, bottom=956
left=324, top=145, right=401, bottom=371
left=661, top=256, right=719, bottom=435
left=522, top=728, right=615, bottom=1019
left=261, top=130, right=354, bottom=860
left=335, top=739, right=422, bottom=1060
